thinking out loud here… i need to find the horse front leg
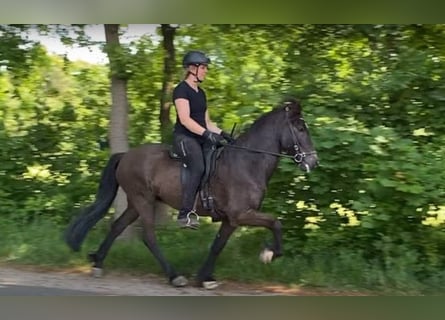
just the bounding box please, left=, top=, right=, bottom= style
left=196, top=220, right=236, bottom=289
left=236, top=209, right=283, bottom=263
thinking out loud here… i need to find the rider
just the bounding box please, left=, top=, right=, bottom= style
left=173, top=50, right=234, bottom=229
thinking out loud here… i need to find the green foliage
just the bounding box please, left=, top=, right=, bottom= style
left=126, top=36, right=165, bottom=144
left=1, top=24, right=445, bottom=293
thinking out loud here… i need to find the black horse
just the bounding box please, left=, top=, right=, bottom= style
left=64, top=97, right=318, bottom=289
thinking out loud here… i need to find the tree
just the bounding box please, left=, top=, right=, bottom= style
left=103, top=24, right=134, bottom=238
left=159, top=24, right=177, bottom=143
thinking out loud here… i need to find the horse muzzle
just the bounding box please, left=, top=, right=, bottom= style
left=298, top=153, right=318, bottom=173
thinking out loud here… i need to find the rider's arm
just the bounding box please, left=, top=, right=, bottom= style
left=175, top=98, right=207, bottom=135
left=205, top=110, right=222, bottom=134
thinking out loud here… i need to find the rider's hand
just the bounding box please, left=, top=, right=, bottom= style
left=221, top=131, right=235, bottom=144
left=203, top=130, right=226, bottom=146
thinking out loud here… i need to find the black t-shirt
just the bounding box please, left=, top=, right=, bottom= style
left=173, top=81, right=207, bottom=139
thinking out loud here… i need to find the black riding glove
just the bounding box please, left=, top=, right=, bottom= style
left=221, top=131, right=235, bottom=144
left=202, top=130, right=226, bottom=146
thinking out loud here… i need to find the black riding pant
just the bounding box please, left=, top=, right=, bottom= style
left=173, top=133, right=207, bottom=215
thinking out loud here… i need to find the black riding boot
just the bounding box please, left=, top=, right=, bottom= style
left=173, top=134, right=205, bottom=230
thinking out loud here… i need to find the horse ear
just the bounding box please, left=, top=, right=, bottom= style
left=283, top=98, right=302, bottom=119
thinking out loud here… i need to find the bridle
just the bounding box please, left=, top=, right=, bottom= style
left=224, top=104, right=317, bottom=164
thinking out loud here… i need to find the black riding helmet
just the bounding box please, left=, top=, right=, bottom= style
left=182, top=50, right=211, bottom=67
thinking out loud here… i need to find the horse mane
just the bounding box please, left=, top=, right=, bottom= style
left=235, top=96, right=301, bottom=139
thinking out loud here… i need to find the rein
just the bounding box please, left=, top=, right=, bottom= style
left=224, top=143, right=305, bottom=163
left=223, top=105, right=316, bottom=164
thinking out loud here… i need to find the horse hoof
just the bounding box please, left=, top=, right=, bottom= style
left=91, top=267, right=103, bottom=278
left=88, top=252, right=98, bottom=263
left=259, top=248, right=274, bottom=264
left=202, top=280, right=220, bottom=290
left=171, top=275, right=188, bottom=287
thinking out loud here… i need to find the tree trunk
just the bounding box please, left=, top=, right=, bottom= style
left=159, top=24, right=176, bottom=143
left=104, top=24, right=136, bottom=239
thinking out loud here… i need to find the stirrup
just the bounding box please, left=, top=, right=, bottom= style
left=178, top=210, right=200, bottom=229
left=186, top=210, right=200, bottom=224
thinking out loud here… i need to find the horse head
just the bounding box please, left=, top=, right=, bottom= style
left=279, top=98, right=318, bottom=173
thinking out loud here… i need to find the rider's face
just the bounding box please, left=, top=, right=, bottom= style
left=190, top=64, right=208, bottom=80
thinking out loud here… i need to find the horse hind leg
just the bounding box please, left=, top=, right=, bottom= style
left=130, top=195, right=186, bottom=287
left=88, top=205, right=139, bottom=277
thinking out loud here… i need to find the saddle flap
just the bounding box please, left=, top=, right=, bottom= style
left=201, top=146, right=223, bottom=188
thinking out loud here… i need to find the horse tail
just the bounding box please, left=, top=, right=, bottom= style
left=64, top=152, right=125, bottom=252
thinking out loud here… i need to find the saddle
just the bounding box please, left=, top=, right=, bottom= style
left=169, top=145, right=222, bottom=221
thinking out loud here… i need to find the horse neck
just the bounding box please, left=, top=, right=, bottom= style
left=222, top=116, right=281, bottom=184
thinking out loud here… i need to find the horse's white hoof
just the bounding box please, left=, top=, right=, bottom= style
left=259, top=248, right=274, bottom=264
left=171, top=275, right=188, bottom=287
left=202, top=280, right=220, bottom=290
left=91, top=267, right=103, bottom=278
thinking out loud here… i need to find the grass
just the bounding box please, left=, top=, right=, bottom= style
left=0, top=217, right=443, bottom=295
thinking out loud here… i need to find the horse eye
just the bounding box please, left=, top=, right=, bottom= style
left=296, top=123, right=306, bottom=132
left=297, top=119, right=308, bottom=131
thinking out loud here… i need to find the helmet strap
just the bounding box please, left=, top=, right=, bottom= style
left=186, top=64, right=202, bottom=83
left=194, top=64, right=203, bottom=83
left=187, top=64, right=202, bottom=83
